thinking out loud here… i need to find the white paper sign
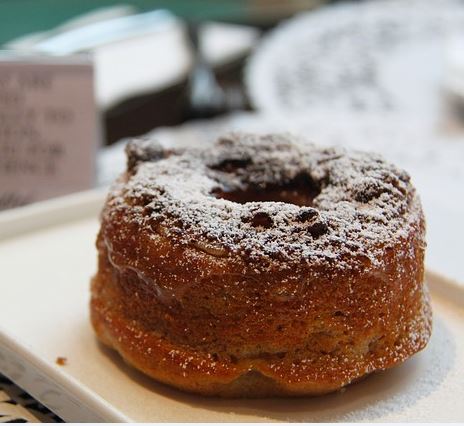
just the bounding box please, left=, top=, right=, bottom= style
left=0, top=54, right=99, bottom=210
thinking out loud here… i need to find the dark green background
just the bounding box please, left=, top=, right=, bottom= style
left=0, top=0, right=264, bottom=46
left=0, top=0, right=339, bottom=46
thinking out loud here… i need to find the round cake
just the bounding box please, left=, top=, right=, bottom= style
left=90, top=132, right=431, bottom=397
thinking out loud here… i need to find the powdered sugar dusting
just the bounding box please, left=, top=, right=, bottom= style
left=107, top=132, right=422, bottom=273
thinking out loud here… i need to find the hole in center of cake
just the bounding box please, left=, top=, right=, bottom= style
left=213, top=173, right=320, bottom=206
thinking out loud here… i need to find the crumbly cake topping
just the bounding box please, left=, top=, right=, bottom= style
left=107, top=132, right=421, bottom=271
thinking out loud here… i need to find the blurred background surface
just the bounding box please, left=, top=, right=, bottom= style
left=0, top=0, right=329, bottom=144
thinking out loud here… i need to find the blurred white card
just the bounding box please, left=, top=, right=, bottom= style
left=0, top=54, right=99, bottom=210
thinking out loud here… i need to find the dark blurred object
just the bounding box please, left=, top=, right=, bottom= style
left=104, top=55, right=250, bottom=145
left=183, top=21, right=248, bottom=120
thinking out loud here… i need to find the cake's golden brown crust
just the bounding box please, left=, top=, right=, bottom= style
left=90, top=133, right=432, bottom=397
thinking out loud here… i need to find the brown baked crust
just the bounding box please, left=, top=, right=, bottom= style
left=90, top=133, right=432, bottom=397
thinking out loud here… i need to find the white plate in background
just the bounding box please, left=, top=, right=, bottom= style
left=245, top=0, right=464, bottom=117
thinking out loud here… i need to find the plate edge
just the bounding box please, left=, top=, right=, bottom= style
left=0, top=327, right=131, bottom=422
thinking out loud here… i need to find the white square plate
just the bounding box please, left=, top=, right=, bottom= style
left=0, top=190, right=463, bottom=422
